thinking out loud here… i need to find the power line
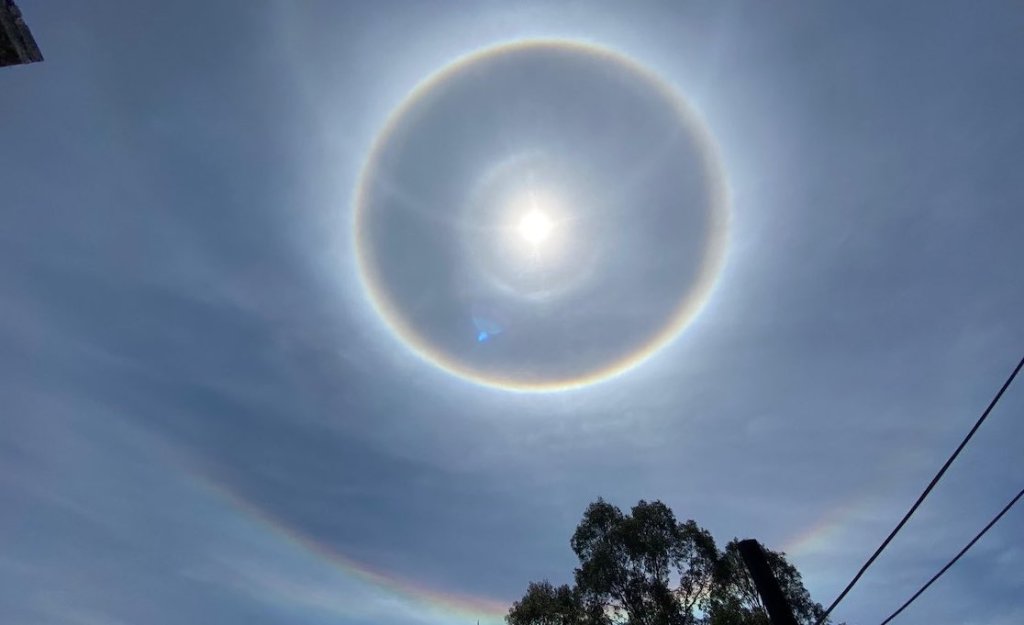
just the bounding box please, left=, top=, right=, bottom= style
left=815, top=354, right=1024, bottom=625
left=879, top=485, right=1024, bottom=625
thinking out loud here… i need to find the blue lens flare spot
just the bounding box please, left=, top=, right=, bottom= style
left=473, top=314, right=503, bottom=344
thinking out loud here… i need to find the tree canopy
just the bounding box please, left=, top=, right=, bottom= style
left=507, top=499, right=834, bottom=625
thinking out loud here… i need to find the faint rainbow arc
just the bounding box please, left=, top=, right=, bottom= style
left=781, top=496, right=872, bottom=560
left=352, top=38, right=731, bottom=393
left=191, top=470, right=510, bottom=624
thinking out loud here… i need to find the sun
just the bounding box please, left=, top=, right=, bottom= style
left=507, top=188, right=562, bottom=253
left=517, top=209, right=554, bottom=245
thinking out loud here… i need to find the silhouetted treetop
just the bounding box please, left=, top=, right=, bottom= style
left=508, top=499, right=836, bottom=625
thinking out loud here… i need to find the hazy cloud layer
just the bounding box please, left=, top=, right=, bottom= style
left=2, top=2, right=1022, bottom=625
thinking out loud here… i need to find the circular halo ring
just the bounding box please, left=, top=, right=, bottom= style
left=353, top=39, right=730, bottom=393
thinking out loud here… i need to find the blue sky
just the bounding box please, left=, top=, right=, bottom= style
left=2, top=2, right=1022, bottom=624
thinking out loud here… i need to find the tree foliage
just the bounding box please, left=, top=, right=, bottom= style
left=507, top=499, right=834, bottom=625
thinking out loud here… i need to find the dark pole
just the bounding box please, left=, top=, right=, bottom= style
left=737, top=539, right=799, bottom=625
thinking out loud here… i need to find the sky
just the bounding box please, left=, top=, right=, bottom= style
left=1, top=2, right=1022, bottom=625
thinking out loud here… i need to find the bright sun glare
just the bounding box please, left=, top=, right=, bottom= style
left=517, top=209, right=554, bottom=246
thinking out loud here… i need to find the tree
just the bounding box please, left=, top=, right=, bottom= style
left=507, top=499, right=836, bottom=625
left=506, top=581, right=603, bottom=625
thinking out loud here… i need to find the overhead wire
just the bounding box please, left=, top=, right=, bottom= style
left=815, top=354, right=1024, bottom=625
left=879, top=485, right=1024, bottom=625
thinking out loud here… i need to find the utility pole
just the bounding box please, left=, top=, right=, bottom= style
left=737, top=539, right=799, bottom=625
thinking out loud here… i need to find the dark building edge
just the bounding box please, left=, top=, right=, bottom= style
left=0, top=0, right=43, bottom=67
